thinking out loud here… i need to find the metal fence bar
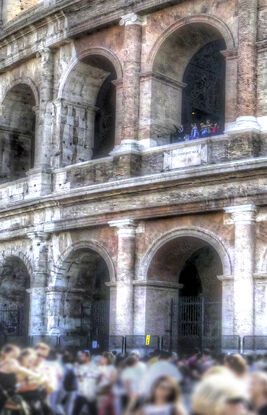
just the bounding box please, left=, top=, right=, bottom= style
left=243, top=336, right=267, bottom=353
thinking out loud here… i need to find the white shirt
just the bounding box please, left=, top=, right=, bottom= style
left=75, top=362, right=101, bottom=401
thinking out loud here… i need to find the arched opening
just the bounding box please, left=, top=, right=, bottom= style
left=0, top=257, right=30, bottom=336
left=146, top=236, right=222, bottom=354
left=53, top=248, right=110, bottom=341
left=61, top=54, right=117, bottom=166
left=150, top=23, right=227, bottom=144
left=0, top=84, right=35, bottom=183
left=182, top=39, right=226, bottom=137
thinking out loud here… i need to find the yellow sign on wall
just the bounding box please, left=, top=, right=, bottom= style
left=145, top=335, right=151, bottom=345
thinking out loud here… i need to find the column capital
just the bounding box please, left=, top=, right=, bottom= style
left=109, top=218, right=137, bottom=237
left=27, top=230, right=50, bottom=243
left=36, top=46, right=54, bottom=63
left=119, top=13, right=145, bottom=26
left=224, top=203, right=257, bottom=223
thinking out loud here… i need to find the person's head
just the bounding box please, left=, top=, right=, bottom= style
left=192, top=374, right=249, bottom=415
left=224, top=354, right=248, bottom=378
left=125, top=355, right=138, bottom=368
left=250, top=372, right=267, bottom=404
left=34, top=342, right=50, bottom=364
left=78, top=350, right=90, bottom=364
left=62, top=350, right=74, bottom=365
left=130, top=350, right=141, bottom=361
left=159, top=351, right=172, bottom=361
left=101, top=352, right=114, bottom=366
left=18, top=348, right=37, bottom=369
left=1, top=344, right=20, bottom=360
left=149, top=376, right=181, bottom=405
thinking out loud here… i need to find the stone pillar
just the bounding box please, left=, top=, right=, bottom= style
left=27, top=231, right=50, bottom=335
left=218, top=275, right=234, bottom=335
left=227, top=0, right=259, bottom=132
left=224, top=204, right=257, bottom=337
left=27, top=47, right=54, bottom=196
left=45, top=287, right=64, bottom=335
left=112, top=80, right=124, bottom=146
left=120, top=13, right=143, bottom=141
left=35, top=47, right=54, bottom=168
left=109, top=219, right=137, bottom=335
left=111, top=13, right=143, bottom=176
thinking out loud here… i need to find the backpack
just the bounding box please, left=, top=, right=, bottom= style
left=63, top=368, right=78, bottom=392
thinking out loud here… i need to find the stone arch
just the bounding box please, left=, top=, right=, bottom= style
left=0, top=81, right=37, bottom=182
left=57, top=47, right=122, bottom=164
left=51, top=240, right=116, bottom=286
left=140, top=14, right=236, bottom=143
left=58, top=47, right=123, bottom=100
left=138, top=227, right=232, bottom=281
left=0, top=253, right=31, bottom=335
left=146, top=14, right=235, bottom=71
left=1, top=77, right=39, bottom=106
left=0, top=249, right=33, bottom=278
left=48, top=240, right=114, bottom=337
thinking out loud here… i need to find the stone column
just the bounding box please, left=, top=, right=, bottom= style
left=112, top=80, right=124, bottom=146
left=120, top=13, right=143, bottom=142
left=27, top=231, right=50, bottom=335
left=27, top=47, right=54, bottom=196
left=111, top=13, right=143, bottom=175
left=109, top=219, right=137, bottom=335
left=45, top=287, right=65, bottom=335
left=224, top=204, right=257, bottom=337
left=217, top=275, right=234, bottom=335
left=228, top=0, right=259, bottom=132
left=35, top=47, right=54, bottom=168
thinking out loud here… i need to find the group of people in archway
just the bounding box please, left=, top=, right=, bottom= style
left=1, top=341, right=267, bottom=415
left=171, top=120, right=224, bottom=143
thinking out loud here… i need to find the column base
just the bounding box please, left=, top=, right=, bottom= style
left=111, top=140, right=141, bottom=178
left=226, top=116, right=261, bottom=134
left=26, top=167, right=52, bottom=198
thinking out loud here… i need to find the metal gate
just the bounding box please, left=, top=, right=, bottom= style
left=81, top=301, right=110, bottom=345
left=0, top=306, right=24, bottom=336
left=167, top=296, right=221, bottom=354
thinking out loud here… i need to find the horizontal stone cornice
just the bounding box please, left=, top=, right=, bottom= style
left=0, top=157, right=266, bottom=228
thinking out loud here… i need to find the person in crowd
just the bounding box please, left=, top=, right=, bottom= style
left=200, top=122, right=209, bottom=138
left=34, top=343, right=56, bottom=394
left=171, top=125, right=185, bottom=142
left=17, top=348, right=53, bottom=415
left=130, top=351, right=147, bottom=373
left=250, top=372, right=267, bottom=415
left=46, top=349, right=63, bottom=415
left=126, top=375, right=187, bottom=415
left=121, top=355, right=145, bottom=397
left=192, top=373, right=251, bottom=415
left=224, top=355, right=248, bottom=380
left=59, top=351, right=78, bottom=415
left=98, top=352, right=117, bottom=414
left=72, top=350, right=101, bottom=415
left=0, top=344, right=33, bottom=414
left=190, top=123, right=200, bottom=140
left=142, top=351, right=182, bottom=397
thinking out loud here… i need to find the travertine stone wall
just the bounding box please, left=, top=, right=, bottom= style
left=0, top=0, right=266, bottom=343
left=2, top=0, right=38, bottom=23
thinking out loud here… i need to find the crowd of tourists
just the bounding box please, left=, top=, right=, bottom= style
left=1, top=343, right=267, bottom=415
left=171, top=121, right=224, bottom=142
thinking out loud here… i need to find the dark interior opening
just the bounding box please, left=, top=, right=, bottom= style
left=182, top=39, right=226, bottom=135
